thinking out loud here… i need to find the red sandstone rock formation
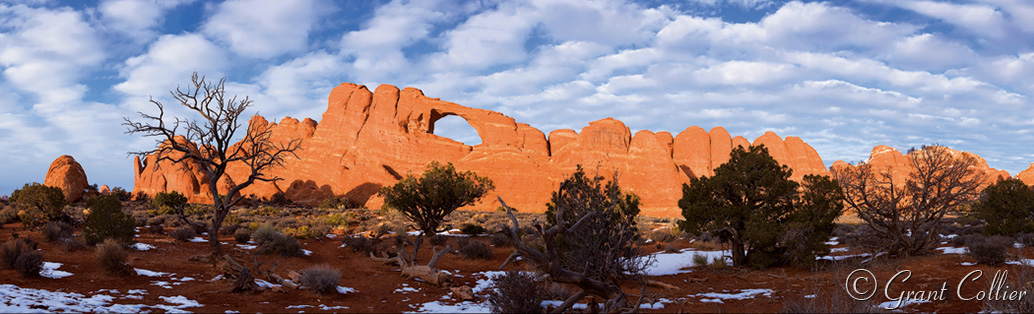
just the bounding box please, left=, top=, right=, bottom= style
left=99, top=185, right=110, bottom=195
left=831, top=145, right=1009, bottom=188
left=1017, top=163, right=1034, bottom=185
left=134, top=83, right=830, bottom=217
left=44, top=155, right=88, bottom=204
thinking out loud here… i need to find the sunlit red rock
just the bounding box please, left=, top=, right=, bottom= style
left=44, top=155, right=88, bottom=204
left=134, top=83, right=831, bottom=217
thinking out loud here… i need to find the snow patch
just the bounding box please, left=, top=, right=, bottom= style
left=0, top=284, right=198, bottom=313
left=135, top=268, right=170, bottom=277
left=936, top=247, right=968, bottom=254
left=41, top=262, right=73, bottom=279
left=408, top=301, right=491, bottom=313
left=646, top=249, right=731, bottom=276
left=302, top=249, right=313, bottom=256
left=188, top=237, right=207, bottom=243
left=961, top=262, right=976, bottom=266
left=336, top=286, right=355, bottom=294
left=691, top=289, right=773, bottom=300
left=878, top=298, right=929, bottom=310
left=236, top=244, right=257, bottom=250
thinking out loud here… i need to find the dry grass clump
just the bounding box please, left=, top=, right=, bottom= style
left=429, top=234, right=448, bottom=246
left=253, top=225, right=303, bottom=257
left=341, top=235, right=375, bottom=254
left=234, top=228, right=251, bottom=243
left=966, top=235, right=1012, bottom=266
left=457, top=238, right=492, bottom=260
left=300, top=264, right=340, bottom=295
left=42, top=221, right=74, bottom=242
left=2, top=238, right=41, bottom=278
left=169, top=226, right=196, bottom=242
left=95, top=238, right=130, bottom=276
left=486, top=271, right=544, bottom=314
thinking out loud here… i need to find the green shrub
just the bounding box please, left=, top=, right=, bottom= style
left=973, top=178, right=1034, bottom=236
left=95, top=238, right=129, bottom=276
left=83, top=195, right=136, bottom=245
left=234, top=229, right=251, bottom=243
left=169, top=226, right=197, bottom=242
left=487, top=271, right=544, bottom=314
left=460, top=223, right=486, bottom=235
left=110, top=187, right=132, bottom=202
left=14, top=251, right=42, bottom=278
left=300, top=264, right=340, bottom=295
left=378, top=161, right=494, bottom=254
left=10, top=183, right=65, bottom=228
left=257, top=232, right=303, bottom=257
left=319, top=196, right=355, bottom=209
left=152, top=191, right=188, bottom=216
left=42, top=221, right=73, bottom=242
left=967, top=235, right=1012, bottom=266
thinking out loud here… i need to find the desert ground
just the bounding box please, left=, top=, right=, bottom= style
left=0, top=202, right=1028, bottom=313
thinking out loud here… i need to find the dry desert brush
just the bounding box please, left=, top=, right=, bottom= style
left=300, top=264, right=341, bottom=295
left=124, top=72, right=301, bottom=256
left=3, top=238, right=41, bottom=278
left=95, top=238, right=130, bottom=276
left=487, top=270, right=546, bottom=314
left=832, top=145, right=985, bottom=256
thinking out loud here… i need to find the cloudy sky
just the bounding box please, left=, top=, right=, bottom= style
left=1, top=0, right=1032, bottom=195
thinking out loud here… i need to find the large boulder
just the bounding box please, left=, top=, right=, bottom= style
left=43, top=155, right=89, bottom=204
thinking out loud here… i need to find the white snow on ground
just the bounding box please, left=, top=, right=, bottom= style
left=0, top=284, right=200, bottom=313
left=41, top=262, right=73, bottom=279
left=188, top=237, right=207, bottom=243
left=255, top=279, right=279, bottom=289
left=942, top=234, right=958, bottom=239
left=541, top=301, right=589, bottom=310
left=646, top=249, right=731, bottom=276
left=236, top=244, right=257, bottom=250
left=135, top=268, right=171, bottom=277
left=302, top=249, right=313, bottom=256
left=286, top=305, right=313, bottom=309
left=691, top=289, right=773, bottom=301
left=700, top=298, right=724, bottom=303
left=336, top=286, right=356, bottom=294
left=133, top=243, right=156, bottom=250
left=878, top=298, right=929, bottom=310
left=936, top=247, right=967, bottom=254
left=817, top=253, right=872, bottom=261
left=824, top=237, right=839, bottom=245
left=830, top=247, right=849, bottom=253
left=1005, top=259, right=1034, bottom=266
left=406, top=229, right=472, bottom=237
left=961, top=262, right=976, bottom=266
left=408, top=301, right=491, bottom=313
left=805, top=294, right=817, bottom=298
left=320, top=304, right=349, bottom=310
left=394, top=285, right=419, bottom=293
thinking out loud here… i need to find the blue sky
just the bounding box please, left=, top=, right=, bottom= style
left=1, top=0, right=1033, bottom=196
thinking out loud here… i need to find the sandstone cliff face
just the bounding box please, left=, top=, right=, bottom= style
left=831, top=145, right=1009, bottom=188
left=1017, top=163, right=1034, bottom=185
left=134, top=83, right=830, bottom=217
left=44, top=155, right=88, bottom=204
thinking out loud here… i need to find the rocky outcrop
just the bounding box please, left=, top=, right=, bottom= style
left=44, top=155, right=88, bottom=204
left=1018, top=163, right=1034, bottom=185
left=134, top=83, right=830, bottom=217
left=831, top=145, right=1009, bottom=188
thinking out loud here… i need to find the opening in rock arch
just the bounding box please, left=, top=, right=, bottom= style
left=430, top=115, right=482, bottom=146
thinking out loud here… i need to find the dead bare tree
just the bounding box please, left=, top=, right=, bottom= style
left=370, top=245, right=455, bottom=286
left=124, top=73, right=300, bottom=257
left=832, top=145, right=985, bottom=256
left=497, top=197, right=649, bottom=314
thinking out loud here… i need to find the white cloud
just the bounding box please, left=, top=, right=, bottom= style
left=884, top=33, right=975, bottom=70
left=340, top=0, right=451, bottom=82
left=898, top=1, right=1007, bottom=38
left=114, top=33, right=228, bottom=97
left=532, top=0, right=674, bottom=46
left=693, top=61, right=795, bottom=85
left=430, top=2, right=539, bottom=70
left=203, top=0, right=327, bottom=58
